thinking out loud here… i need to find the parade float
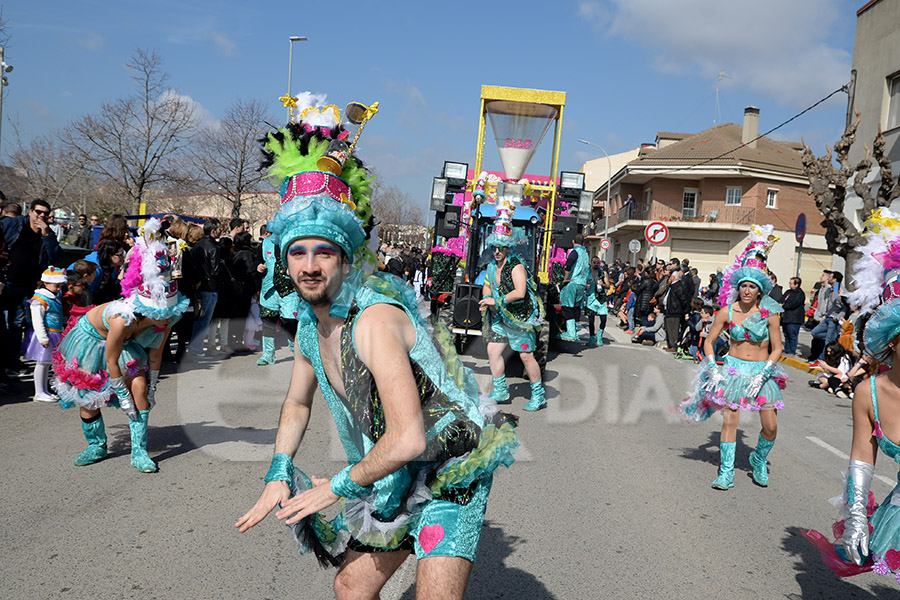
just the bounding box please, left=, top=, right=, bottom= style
left=429, top=85, right=592, bottom=361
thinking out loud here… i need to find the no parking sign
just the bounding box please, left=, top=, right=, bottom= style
left=644, top=221, right=669, bottom=245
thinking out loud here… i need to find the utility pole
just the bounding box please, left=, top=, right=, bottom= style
left=0, top=47, right=12, bottom=160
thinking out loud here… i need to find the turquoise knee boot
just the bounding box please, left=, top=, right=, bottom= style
left=523, top=381, right=547, bottom=411
left=560, top=319, right=579, bottom=341
left=256, top=336, right=276, bottom=366
left=74, top=416, right=108, bottom=466
left=129, top=410, right=158, bottom=473
left=749, top=434, right=775, bottom=487
left=489, top=376, right=511, bottom=404
left=712, top=441, right=735, bottom=490
left=287, top=338, right=295, bottom=354
left=595, top=330, right=604, bottom=346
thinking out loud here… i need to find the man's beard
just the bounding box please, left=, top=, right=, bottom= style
left=295, top=272, right=344, bottom=306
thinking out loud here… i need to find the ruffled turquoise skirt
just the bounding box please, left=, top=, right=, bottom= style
left=870, top=483, right=900, bottom=560
left=51, top=317, right=148, bottom=410
left=678, top=354, right=788, bottom=422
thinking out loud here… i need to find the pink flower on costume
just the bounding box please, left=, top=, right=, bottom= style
left=774, top=401, right=784, bottom=410
left=872, top=557, right=889, bottom=575
left=728, top=366, right=737, bottom=375
left=743, top=332, right=751, bottom=341
left=874, top=421, right=885, bottom=439
left=729, top=403, right=739, bottom=410
left=759, top=308, right=770, bottom=319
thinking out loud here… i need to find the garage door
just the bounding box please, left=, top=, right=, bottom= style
left=795, top=247, right=834, bottom=290
left=670, top=238, right=731, bottom=281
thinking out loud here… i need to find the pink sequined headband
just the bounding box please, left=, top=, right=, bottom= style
left=282, top=171, right=352, bottom=207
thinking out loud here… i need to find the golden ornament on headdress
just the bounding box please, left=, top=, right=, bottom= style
left=865, top=208, right=900, bottom=235
left=299, top=104, right=342, bottom=125
left=346, top=101, right=379, bottom=154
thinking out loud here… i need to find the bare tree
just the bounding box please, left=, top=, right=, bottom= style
left=62, top=49, right=197, bottom=213
left=802, top=112, right=900, bottom=262
left=10, top=128, right=85, bottom=205
left=371, top=179, right=424, bottom=223
left=188, top=99, right=273, bottom=218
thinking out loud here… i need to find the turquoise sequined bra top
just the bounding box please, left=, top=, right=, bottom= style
left=726, top=295, right=783, bottom=343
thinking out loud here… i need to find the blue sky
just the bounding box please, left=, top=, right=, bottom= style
left=3, top=0, right=860, bottom=212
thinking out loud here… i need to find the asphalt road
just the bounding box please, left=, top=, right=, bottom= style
left=2, top=323, right=900, bottom=599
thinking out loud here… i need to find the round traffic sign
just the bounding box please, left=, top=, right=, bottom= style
left=795, top=213, right=806, bottom=243
left=628, top=239, right=641, bottom=253
left=600, top=238, right=611, bottom=250
left=644, top=221, right=669, bottom=245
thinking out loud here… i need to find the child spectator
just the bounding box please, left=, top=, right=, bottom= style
left=62, top=271, right=86, bottom=318
left=632, top=306, right=665, bottom=345
left=69, top=259, right=97, bottom=304
left=22, top=267, right=67, bottom=402
left=675, top=297, right=704, bottom=360
left=808, top=342, right=852, bottom=396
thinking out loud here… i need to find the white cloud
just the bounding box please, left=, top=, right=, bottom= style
left=76, top=32, right=105, bottom=51
left=583, top=0, right=851, bottom=108
left=208, top=31, right=236, bottom=56
left=157, top=89, right=218, bottom=128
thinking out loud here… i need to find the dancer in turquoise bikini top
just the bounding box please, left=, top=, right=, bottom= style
left=801, top=207, right=900, bottom=584
left=679, top=224, right=786, bottom=492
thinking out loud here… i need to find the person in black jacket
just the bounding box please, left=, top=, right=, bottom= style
left=664, top=271, right=689, bottom=351
left=780, top=276, right=806, bottom=355
left=187, top=219, right=223, bottom=358
left=634, top=269, right=656, bottom=328
left=767, top=273, right=784, bottom=303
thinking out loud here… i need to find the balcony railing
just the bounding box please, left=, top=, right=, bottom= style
left=615, top=203, right=757, bottom=226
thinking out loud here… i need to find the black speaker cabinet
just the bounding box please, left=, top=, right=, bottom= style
left=553, top=215, right=578, bottom=249
left=452, top=283, right=483, bottom=330
left=436, top=205, right=462, bottom=239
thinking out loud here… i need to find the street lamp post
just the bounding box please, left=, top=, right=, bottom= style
left=0, top=47, right=13, bottom=160
left=578, top=139, right=611, bottom=261
left=287, top=36, right=308, bottom=121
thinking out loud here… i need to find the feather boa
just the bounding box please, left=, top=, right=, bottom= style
left=848, top=208, right=900, bottom=316
left=718, top=224, right=775, bottom=307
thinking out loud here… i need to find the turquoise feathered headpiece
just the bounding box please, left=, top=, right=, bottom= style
left=262, top=97, right=378, bottom=264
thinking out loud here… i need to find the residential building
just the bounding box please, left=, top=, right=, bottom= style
left=844, top=0, right=900, bottom=232
left=582, top=107, right=832, bottom=285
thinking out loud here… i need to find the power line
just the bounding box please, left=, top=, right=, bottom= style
left=652, top=84, right=850, bottom=176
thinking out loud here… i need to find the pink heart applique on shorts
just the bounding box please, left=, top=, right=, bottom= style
left=520, top=343, right=530, bottom=351
left=418, top=524, right=445, bottom=555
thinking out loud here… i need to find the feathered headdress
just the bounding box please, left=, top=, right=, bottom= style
left=718, top=224, right=778, bottom=306
left=847, top=208, right=900, bottom=363
left=263, top=93, right=379, bottom=265
left=108, top=218, right=189, bottom=324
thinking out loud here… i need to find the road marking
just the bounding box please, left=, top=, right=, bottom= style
left=807, top=436, right=895, bottom=487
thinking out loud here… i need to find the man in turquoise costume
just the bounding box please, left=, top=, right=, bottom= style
left=559, top=233, right=590, bottom=341
left=479, top=200, right=546, bottom=411
left=236, top=99, right=517, bottom=599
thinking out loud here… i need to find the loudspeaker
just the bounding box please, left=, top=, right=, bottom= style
left=436, top=205, right=462, bottom=239
left=452, top=283, right=482, bottom=330
left=553, top=215, right=578, bottom=249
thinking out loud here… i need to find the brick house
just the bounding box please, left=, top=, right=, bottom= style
left=581, top=107, right=833, bottom=285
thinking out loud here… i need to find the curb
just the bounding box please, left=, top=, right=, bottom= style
left=779, top=355, right=819, bottom=373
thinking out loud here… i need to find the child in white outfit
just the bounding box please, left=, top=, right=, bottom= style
left=21, top=267, right=67, bottom=402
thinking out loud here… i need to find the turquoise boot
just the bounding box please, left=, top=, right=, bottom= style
left=74, top=416, right=108, bottom=466
left=596, top=330, right=604, bottom=346
left=560, top=319, right=579, bottom=341
left=256, top=336, right=276, bottom=366
left=129, top=410, right=158, bottom=473
left=287, top=338, right=295, bottom=354
left=711, top=441, right=735, bottom=490
left=523, top=381, right=547, bottom=411
left=749, top=434, right=775, bottom=487
left=489, top=376, right=511, bottom=404
left=587, top=335, right=598, bottom=347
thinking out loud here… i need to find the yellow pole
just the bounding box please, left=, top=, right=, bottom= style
left=473, top=96, right=487, bottom=184
left=539, top=105, right=565, bottom=283
left=138, top=202, right=146, bottom=227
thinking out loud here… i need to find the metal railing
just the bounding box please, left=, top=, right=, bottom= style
left=614, top=203, right=756, bottom=226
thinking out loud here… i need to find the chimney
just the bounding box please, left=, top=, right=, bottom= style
left=742, top=106, right=760, bottom=149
